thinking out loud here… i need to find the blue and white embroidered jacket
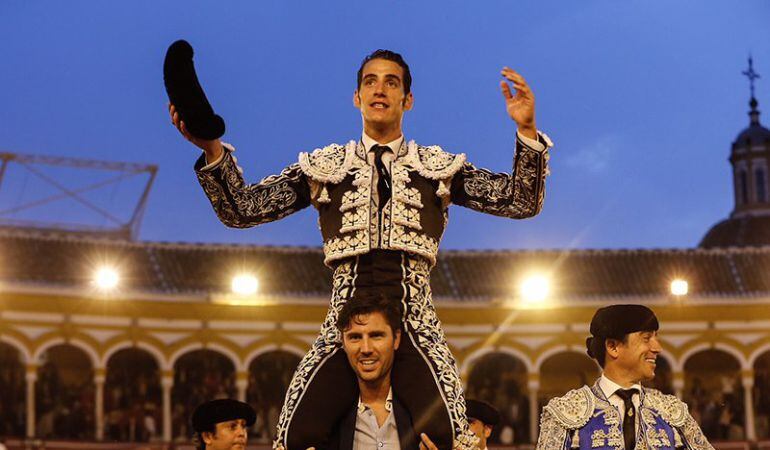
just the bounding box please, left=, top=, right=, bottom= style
left=536, top=381, right=713, bottom=450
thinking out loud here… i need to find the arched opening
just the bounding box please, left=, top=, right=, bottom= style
left=247, top=351, right=301, bottom=443
left=538, top=351, right=599, bottom=413
left=683, top=349, right=744, bottom=441
left=753, top=350, right=770, bottom=439
left=756, top=167, right=767, bottom=203
left=465, top=352, right=530, bottom=445
left=172, top=349, right=236, bottom=440
left=0, top=342, right=25, bottom=437
left=739, top=169, right=749, bottom=205
left=104, top=348, right=162, bottom=442
left=642, top=355, right=674, bottom=394
left=35, top=344, right=95, bottom=439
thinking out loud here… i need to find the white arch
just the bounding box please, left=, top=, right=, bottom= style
left=748, top=343, right=770, bottom=367
left=169, top=342, right=244, bottom=372
left=459, top=345, right=534, bottom=376
left=679, top=342, right=749, bottom=372
left=244, top=344, right=306, bottom=370
left=101, top=341, right=169, bottom=372
left=33, top=337, right=100, bottom=369
left=534, top=344, right=592, bottom=371
left=0, top=335, right=32, bottom=365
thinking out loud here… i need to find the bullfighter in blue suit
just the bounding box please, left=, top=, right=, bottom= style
left=536, top=305, right=713, bottom=450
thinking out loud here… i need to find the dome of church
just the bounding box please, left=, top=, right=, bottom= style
left=700, top=58, right=770, bottom=249
left=700, top=215, right=770, bottom=248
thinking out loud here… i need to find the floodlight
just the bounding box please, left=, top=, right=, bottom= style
left=94, top=267, right=119, bottom=290
left=520, top=275, right=550, bottom=304
left=670, top=279, right=688, bottom=296
left=231, top=274, right=258, bottom=296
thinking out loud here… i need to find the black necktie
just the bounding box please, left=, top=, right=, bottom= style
left=372, top=145, right=392, bottom=211
left=615, top=389, right=637, bottom=450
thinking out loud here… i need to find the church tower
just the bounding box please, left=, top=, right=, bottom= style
left=700, top=57, right=770, bottom=247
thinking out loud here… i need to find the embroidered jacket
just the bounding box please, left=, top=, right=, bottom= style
left=536, top=381, right=713, bottom=450
left=195, top=133, right=551, bottom=267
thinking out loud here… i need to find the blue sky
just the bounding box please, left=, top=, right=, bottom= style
left=1, top=1, right=769, bottom=250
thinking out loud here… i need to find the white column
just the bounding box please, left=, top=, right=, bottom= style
left=528, top=379, right=540, bottom=443
left=162, top=374, right=173, bottom=442
left=236, top=371, right=249, bottom=403
left=25, top=366, right=37, bottom=438
left=95, top=371, right=105, bottom=440
left=742, top=373, right=756, bottom=441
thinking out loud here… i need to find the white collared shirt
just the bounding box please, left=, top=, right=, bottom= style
left=599, top=374, right=642, bottom=428
left=361, top=132, right=403, bottom=173
left=355, top=388, right=399, bottom=450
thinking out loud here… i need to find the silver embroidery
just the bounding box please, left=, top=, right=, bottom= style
left=591, top=427, right=623, bottom=449
left=648, top=428, right=672, bottom=448
left=298, top=141, right=358, bottom=184
left=536, top=409, right=570, bottom=450
left=406, top=141, right=467, bottom=180
left=679, top=412, right=713, bottom=450
left=400, top=256, right=477, bottom=450
left=273, top=260, right=356, bottom=449
left=389, top=224, right=439, bottom=265
left=386, top=164, right=438, bottom=263
left=643, top=388, right=713, bottom=450
left=596, top=400, right=623, bottom=450
left=340, top=208, right=368, bottom=233
left=390, top=165, right=423, bottom=231
left=323, top=168, right=372, bottom=265
left=644, top=390, right=687, bottom=428
left=196, top=151, right=308, bottom=227
left=323, top=232, right=370, bottom=263
left=459, top=138, right=548, bottom=219
left=571, top=430, right=580, bottom=448
left=543, top=386, right=595, bottom=429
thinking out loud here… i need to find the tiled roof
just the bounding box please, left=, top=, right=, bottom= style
left=1, top=228, right=769, bottom=301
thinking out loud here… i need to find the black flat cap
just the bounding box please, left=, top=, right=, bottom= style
left=466, top=399, right=500, bottom=426
left=589, top=304, right=659, bottom=339
left=191, top=399, right=256, bottom=433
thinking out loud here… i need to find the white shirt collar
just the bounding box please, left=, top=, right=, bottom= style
left=357, top=387, right=393, bottom=413
left=599, top=373, right=642, bottom=400
left=361, top=132, right=403, bottom=154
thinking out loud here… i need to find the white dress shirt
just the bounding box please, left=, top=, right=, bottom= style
left=354, top=388, right=400, bottom=450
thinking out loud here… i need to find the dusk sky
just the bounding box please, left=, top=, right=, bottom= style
left=1, top=1, right=769, bottom=250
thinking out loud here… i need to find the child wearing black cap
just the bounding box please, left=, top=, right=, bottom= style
left=191, top=399, right=256, bottom=450
left=465, top=399, right=500, bottom=450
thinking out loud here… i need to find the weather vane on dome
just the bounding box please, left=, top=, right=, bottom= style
left=743, top=56, right=760, bottom=100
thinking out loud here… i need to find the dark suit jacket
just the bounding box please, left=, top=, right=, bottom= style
left=330, top=395, right=418, bottom=450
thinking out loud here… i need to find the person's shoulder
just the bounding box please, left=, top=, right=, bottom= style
left=542, top=385, right=596, bottom=430
left=298, top=141, right=358, bottom=183
left=643, top=388, right=689, bottom=427
left=407, top=140, right=466, bottom=179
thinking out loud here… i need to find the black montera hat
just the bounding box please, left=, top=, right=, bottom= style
left=191, top=399, right=256, bottom=433
left=586, top=304, right=659, bottom=357
left=466, top=399, right=500, bottom=426
left=589, top=304, right=659, bottom=338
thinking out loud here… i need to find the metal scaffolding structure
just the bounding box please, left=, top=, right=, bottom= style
left=0, top=151, right=157, bottom=240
